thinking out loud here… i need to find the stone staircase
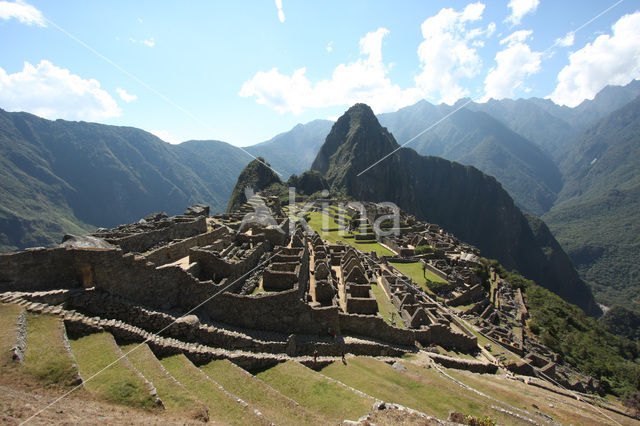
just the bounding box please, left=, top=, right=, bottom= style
left=1, top=298, right=634, bottom=425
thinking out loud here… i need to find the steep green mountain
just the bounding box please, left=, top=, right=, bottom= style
left=0, top=109, right=250, bottom=252
left=226, top=157, right=284, bottom=213
left=544, top=96, right=640, bottom=310
left=600, top=305, right=640, bottom=341
left=312, top=103, right=600, bottom=316
left=378, top=102, right=562, bottom=215
left=247, top=119, right=333, bottom=179
left=466, top=98, right=576, bottom=160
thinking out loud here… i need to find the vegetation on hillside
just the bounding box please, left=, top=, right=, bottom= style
left=544, top=96, right=640, bottom=312
left=226, top=157, right=284, bottom=213
left=491, top=260, right=640, bottom=396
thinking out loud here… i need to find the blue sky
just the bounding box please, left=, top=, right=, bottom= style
left=1, top=0, right=639, bottom=146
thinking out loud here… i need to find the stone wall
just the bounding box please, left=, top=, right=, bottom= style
left=144, top=225, right=230, bottom=265
left=0, top=247, right=84, bottom=291
left=338, top=313, right=477, bottom=351
left=101, top=216, right=207, bottom=253
left=205, top=289, right=340, bottom=335
left=190, top=242, right=266, bottom=281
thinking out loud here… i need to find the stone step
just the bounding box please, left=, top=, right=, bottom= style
left=200, top=358, right=324, bottom=425
left=160, top=353, right=271, bottom=425
left=22, top=312, right=82, bottom=387
left=119, top=342, right=208, bottom=421
left=255, top=360, right=375, bottom=423
left=0, top=303, right=27, bottom=367
left=68, top=331, right=162, bottom=409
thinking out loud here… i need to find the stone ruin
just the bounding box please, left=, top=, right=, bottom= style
left=0, top=195, right=598, bottom=392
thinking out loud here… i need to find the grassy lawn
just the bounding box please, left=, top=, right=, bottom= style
left=389, top=261, right=447, bottom=295
left=305, top=211, right=394, bottom=256
left=160, top=354, right=266, bottom=425
left=120, top=343, right=207, bottom=419
left=69, top=333, right=158, bottom=409
left=256, top=361, right=374, bottom=423
left=446, top=369, right=628, bottom=425
left=370, top=282, right=403, bottom=327
left=320, top=356, right=514, bottom=423
left=22, top=313, right=79, bottom=388
left=200, top=359, right=323, bottom=425
left=0, top=303, right=24, bottom=370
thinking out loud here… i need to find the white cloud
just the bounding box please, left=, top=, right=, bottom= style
left=413, top=2, right=486, bottom=104
left=275, top=0, right=284, bottom=23
left=486, top=22, right=496, bottom=37
left=239, top=27, right=423, bottom=114
left=0, top=60, right=121, bottom=121
left=129, top=37, right=155, bottom=47
left=555, top=31, right=574, bottom=47
left=549, top=12, right=640, bottom=107
left=0, top=0, right=44, bottom=26
left=149, top=129, right=180, bottom=144
left=326, top=41, right=333, bottom=53
left=505, top=0, right=539, bottom=26
left=500, top=29, right=532, bottom=46
left=482, top=30, right=541, bottom=100
left=116, top=88, right=137, bottom=103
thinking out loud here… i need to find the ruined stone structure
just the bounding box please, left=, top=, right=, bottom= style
left=1, top=195, right=598, bottom=395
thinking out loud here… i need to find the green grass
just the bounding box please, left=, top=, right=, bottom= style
left=256, top=361, right=374, bottom=423
left=69, top=333, right=158, bottom=409
left=160, top=354, right=267, bottom=425
left=446, top=369, right=628, bottom=425
left=22, top=313, right=79, bottom=387
left=200, top=359, right=323, bottom=425
left=370, top=282, right=402, bottom=327
left=120, top=343, right=207, bottom=419
left=305, top=211, right=394, bottom=256
left=389, top=261, right=447, bottom=295
left=0, top=303, right=23, bottom=368
left=320, top=356, right=513, bottom=422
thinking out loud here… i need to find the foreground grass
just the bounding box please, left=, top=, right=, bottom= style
left=160, top=353, right=267, bottom=425
left=201, top=359, right=323, bottom=426
left=120, top=343, right=207, bottom=419
left=69, top=333, right=157, bottom=409
left=256, top=361, right=374, bottom=423
left=446, top=369, right=631, bottom=425
left=23, top=314, right=78, bottom=387
left=0, top=303, right=23, bottom=369
left=320, top=356, right=515, bottom=423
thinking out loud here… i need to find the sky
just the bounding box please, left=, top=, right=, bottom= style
left=1, top=0, right=640, bottom=146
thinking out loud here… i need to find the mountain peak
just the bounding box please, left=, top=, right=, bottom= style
left=226, top=157, right=283, bottom=213
left=310, top=103, right=398, bottom=187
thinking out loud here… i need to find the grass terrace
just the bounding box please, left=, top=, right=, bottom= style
left=304, top=211, right=394, bottom=256
left=256, top=361, right=374, bottom=423
left=69, top=333, right=158, bottom=409
left=388, top=261, right=448, bottom=295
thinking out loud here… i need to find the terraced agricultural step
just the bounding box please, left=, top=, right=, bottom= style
left=319, top=356, right=525, bottom=424
left=68, top=332, right=160, bottom=410
left=160, top=353, right=270, bottom=425
left=255, top=360, right=375, bottom=423
left=120, top=343, right=208, bottom=422
left=200, top=359, right=324, bottom=425
left=0, top=303, right=26, bottom=370
left=22, top=313, right=81, bottom=387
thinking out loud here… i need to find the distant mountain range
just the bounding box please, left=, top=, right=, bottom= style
left=1, top=80, right=639, bottom=313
